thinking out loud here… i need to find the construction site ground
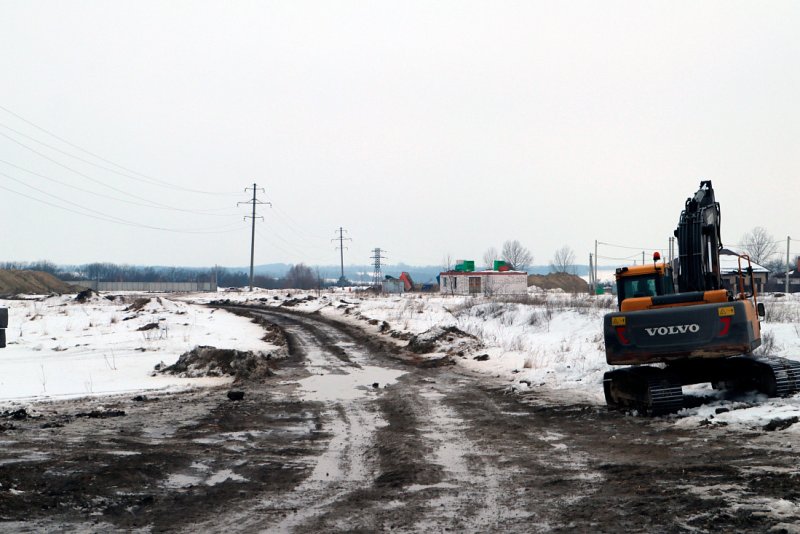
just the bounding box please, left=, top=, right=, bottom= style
left=1, top=307, right=798, bottom=533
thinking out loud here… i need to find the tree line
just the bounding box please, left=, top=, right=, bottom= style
left=0, top=261, right=323, bottom=290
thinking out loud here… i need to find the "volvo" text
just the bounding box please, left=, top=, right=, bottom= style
left=645, top=324, right=700, bottom=336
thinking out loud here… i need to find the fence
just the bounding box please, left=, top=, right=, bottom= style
left=74, top=281, right=217, bottom=292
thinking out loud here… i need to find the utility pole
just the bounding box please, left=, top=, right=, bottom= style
left=786, top=236, right=791, bottom=294
left=668, top=237, right=674, bottom=265
left=370, top=248, right=387, bottom=288
left=238, top=183, right=270, bottom=291
left=332, top=227, right=352, bottom=286
left=589, top=253, right=595, bottom=294
left=594, top=239, right=598, bottom=291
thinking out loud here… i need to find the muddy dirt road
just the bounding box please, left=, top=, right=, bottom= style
left=2, top=307, right=799, bottom=533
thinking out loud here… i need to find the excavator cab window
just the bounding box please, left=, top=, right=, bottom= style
left=616, top=271, right=674, bottom=309
left=623, top=277, right=656, bottom=298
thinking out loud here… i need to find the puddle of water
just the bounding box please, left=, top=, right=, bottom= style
left=193, top=424, right=315, bottom=446
left=0, top=452, right=50, bottom=466
left=539, top=431, right=565, bottom=442
left=163, top=469, right=248, bottom=489
left=406, top=482, right=460, bottom=492
left=206, top=469, right=248, bottom=485
left=193, top=437, right=222, bottom=445
left=298, top=365, right=405, bottom=402
left=191, top=461, right=211, bottom=472
left=163, top=473, right=203, bottom=489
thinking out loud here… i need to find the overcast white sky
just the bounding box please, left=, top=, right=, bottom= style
left=1, top=1, right=799, bottom=269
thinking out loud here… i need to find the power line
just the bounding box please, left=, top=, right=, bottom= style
left=267, top=201, right=328, bottom=240
left=0, top=159, right=239, bottom=217
left=732, top=240, right=786, bottom=247
left=259, top=225, right=323, bottom=259
left=596, top=253, right=649, bottom=261
left=0, top=182, right=246, bottom=234
left=255, top=228, right=330, bottom=263
left=0, top=132, right=227, bottom=213
left=332, top=227, right=352, bottom=285
left=370, top=248, right=387, bottom=287
left=597, top=240, right=666, bottom=251
left=0, top=104, right=241, bottom=196
left=238, top=183, right=270, bottom=291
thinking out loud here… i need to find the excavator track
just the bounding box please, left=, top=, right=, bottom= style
left=605, top=356, right=800, bottom=416
left=750, top=356, right=800, bottom=397
left=603, top=367, right=684, bottom=416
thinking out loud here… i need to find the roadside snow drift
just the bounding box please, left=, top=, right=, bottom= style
left=0, top=293, right=280, bottom=403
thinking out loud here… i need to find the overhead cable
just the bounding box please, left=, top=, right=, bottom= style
left=0, top=160, right=239, bottom=218
left=0, top=104, right=241, bottom=196
left=597, top=241, right=666, bottom=251
left=0, top=134, right=238, bottom=215
left=0, top=181, right=246, bottom=234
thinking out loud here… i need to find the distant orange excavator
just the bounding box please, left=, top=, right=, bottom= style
left=399, top=272, right=414, bottom=291
left=603, top=181, right=800, bottom=415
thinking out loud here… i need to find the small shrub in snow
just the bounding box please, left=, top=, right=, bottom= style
left=755, top=331, right=777, bottom=356
left=506, top=334, right=525, bottom=352
left=764, top=300, right=800, bottom=323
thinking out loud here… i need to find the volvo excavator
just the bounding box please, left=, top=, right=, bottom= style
left=603, top=181, right=800, bottom=415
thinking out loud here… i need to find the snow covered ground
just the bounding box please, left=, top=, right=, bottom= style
left=0, top=292, right=278, bottom=404
left=195, top=288, right=800, bottom=431
left=4, top=287, right=800, bottom=432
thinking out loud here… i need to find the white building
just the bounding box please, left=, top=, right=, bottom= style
left=439, top=270, right=528, bottom=296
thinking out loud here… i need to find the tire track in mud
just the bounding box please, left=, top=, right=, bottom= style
left=249, top=310, right=536, bottom=531
left=186, top=310, right=407, bottom=533
left=194, top=309, right=539, bottom=532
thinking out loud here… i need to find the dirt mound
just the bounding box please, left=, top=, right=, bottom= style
left=158, top=346, right=275, bottom=380
left=0, top=270, right=77, bottom=296
left=74, top=288, right=99, bottom=303
left=407, top=326, right=481, bottom=355
left=527, top=272, right=589, bottom=293
left=281, top=295, right=316, bottom=307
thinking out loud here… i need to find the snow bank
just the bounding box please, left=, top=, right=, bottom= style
left=0, top=293, right=280, bottom=404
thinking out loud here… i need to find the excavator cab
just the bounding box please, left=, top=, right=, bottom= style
left=614, top=255, right=675, bottom=310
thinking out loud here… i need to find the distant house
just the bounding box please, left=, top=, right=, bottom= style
left=718, top=248, right=769, bottom=294
left=764, top=257, right=800, bottom=293
left=381, top=278, right=405, bottom=294
left=439, top=270, right=528, bottom=296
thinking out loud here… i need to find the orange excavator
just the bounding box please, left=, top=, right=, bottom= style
left=603, top=181, right=800, bottom=415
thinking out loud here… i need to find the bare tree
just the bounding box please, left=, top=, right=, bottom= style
left=482, top=247, right=499, bottom=269
left=740, top=227, right=778, bottom=265
left=501, top=240, right=533, bottom=271
left=441, top=253, right=453, bottom=272
left=550, top=245, right=576, bottom=274
left=284, top=263, right=316, bottom=289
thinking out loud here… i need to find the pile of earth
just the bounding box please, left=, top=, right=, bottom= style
left=157, top=346, right=276, bottom=380
left=281, top=295, right=317, bottom=307
left=0, top=270, right=78, bottom=296
left=527, top=272, right=589, bottom=293
left=407, top=326, right=482, bottom=356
